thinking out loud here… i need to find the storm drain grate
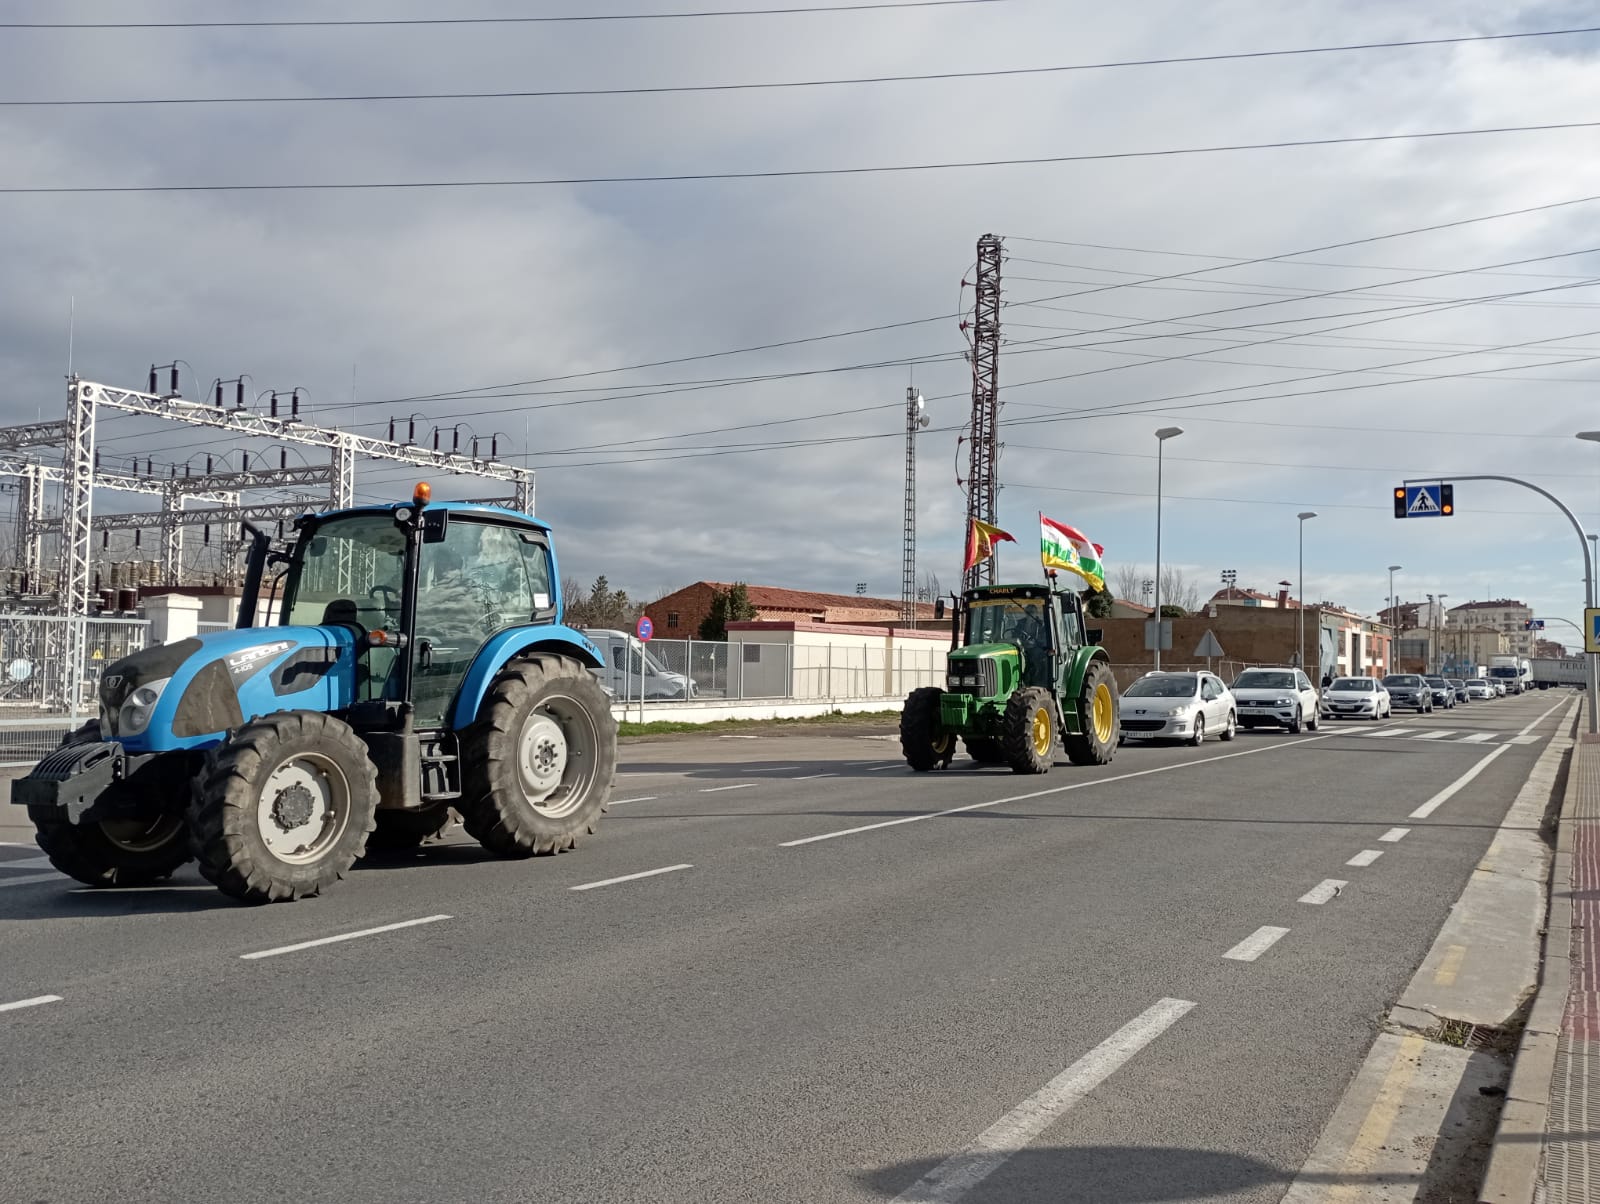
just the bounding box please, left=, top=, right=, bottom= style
left=1544, top=1031, right=1599, bottom=1204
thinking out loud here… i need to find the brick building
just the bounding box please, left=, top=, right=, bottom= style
left=646, top=581, right=938, bottom=638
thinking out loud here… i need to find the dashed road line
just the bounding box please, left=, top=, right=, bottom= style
left=891, top=998, right=1196, bottom=1203
left=240, top=914, right=451, bottom=961
left=794, top=772, right=837, bottom=780
left=0, top=872, right=64, bottom=890
left=1379, top=827, right=1410, bottom=843
left=1346, top=849, right=1384, bottom=867
left=1458, top=732, right=1494, bottom=744
left=1412, top=730, right=1457, bottom=741
left=570, top=864, right=692, bottom=892
left=1299, top=879, right=1347, bottom=905
left=748, top=765, right=804, bottom=773
left=700, top=783, right=756, bottom=793
left=0, top=994, right=61, bottom=1013
left=1222, top=926, right=1289, bottom=962
left=866, top=764, right=903, bottom=772
left=1364, top=729, right=1412, bottom=739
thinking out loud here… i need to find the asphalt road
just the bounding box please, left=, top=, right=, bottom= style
left=0, top=689, right=1574, bottom=1204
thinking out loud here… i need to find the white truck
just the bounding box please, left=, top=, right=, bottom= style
left=1487, top=655, right=1531, bottom=694
left=1529, top=655, right=1586, bottom=689
left=582, top=629, right=697, bottom=701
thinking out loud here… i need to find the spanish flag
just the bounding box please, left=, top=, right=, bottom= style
left=963, top=517, right=1016, bottom=572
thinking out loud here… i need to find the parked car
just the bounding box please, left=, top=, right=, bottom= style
left=1493, top=680, right=1507, bottom=697
left=1320, top=675, right=1391, bottom=721
left=1448, top=678, right=1470, bottom=703
left=1383, top=673, right=1433, bottom=713
left=1466, top=678, right=1495, bottom=701
left=1229, top=666, right=1319, bottom=733
left=1118, top=671, right=1237, bottom=746
left=1423, top=675, right=1457, bottom=709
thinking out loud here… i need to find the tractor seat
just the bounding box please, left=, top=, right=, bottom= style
left=321, top=599, right=362, bottom=630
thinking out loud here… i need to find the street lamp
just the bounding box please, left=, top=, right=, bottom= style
left=1297, top=511, right=1317, bottom=675
left=1152, top=426, right=1184, bottom=670
left=1437, top=593, right=1449, bottom=674
left=1387, top=565, right=1402, bottom=676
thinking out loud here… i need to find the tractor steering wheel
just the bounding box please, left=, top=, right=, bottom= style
left=369, top=584, right=399, bottom=612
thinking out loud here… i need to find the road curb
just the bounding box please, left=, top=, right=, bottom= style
left=1477, top=700, right=1582, bottom=1204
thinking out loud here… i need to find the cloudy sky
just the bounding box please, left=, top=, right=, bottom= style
left=3, top=0, right=1599, bottom=644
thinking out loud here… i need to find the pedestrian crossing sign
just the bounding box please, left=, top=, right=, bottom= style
left=1393, top=482, right=1454, bottom=518
left=1587, top=608, right=1600, bottom=654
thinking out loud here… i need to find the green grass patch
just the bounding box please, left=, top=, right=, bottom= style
left=617, top=709, right=899, bottom=738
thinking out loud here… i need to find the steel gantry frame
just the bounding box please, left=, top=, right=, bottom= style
left=0, top=377, right=536, bottom=618
left=963, top=234, right=1003, bottom=593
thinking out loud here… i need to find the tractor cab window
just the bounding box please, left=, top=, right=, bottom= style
left=281, top=514, right=406, bottom=631
left=966, top=597, right=1049, bottom=648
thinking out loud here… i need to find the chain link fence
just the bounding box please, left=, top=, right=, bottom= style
left=0, top=614, right=151, bottom=718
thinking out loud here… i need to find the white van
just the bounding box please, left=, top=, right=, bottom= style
left=582, top=629, right=696, bottom=700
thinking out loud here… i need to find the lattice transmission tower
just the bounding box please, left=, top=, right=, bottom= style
left=962, top=233, right=1003, bottom=593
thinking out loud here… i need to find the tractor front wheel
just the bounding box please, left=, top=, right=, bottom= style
left=460, top=655, right=617, bottom=858
left=900, top=687, right=953, bottom=771
left=190, top=711, right=379, bottom=904
left=1003, top=687, right=1056, bottom=775
left=1063, top=661, right=1119, bottom=767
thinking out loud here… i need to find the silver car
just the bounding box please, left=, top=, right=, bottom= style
left=1118, top=671, right=1237, bottom=746
left=1231, top=667, right=1319, bottom=733
left=1320, top=675, right=1391, bottom=721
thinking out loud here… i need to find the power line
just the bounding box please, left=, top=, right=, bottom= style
left=6, top=120, right=1600, bottom=194
left=12, top=25, right=1598, bottom=105
left=1006, top=480, right=1554, bottom=517
left=0, top=1, right=1006, bottom=30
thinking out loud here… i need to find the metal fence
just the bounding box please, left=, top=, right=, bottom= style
left=0, top=614, right=151, bottom=717
left=611, top=638, right=946, bottom=706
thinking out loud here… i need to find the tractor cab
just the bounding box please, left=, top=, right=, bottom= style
left=903, top=582, right=1116, bottom=775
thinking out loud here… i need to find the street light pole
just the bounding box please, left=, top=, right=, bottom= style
left=1388, top=565, right=1402, bottom=676
left=1297, top=511, right=1317, bottom=676
left=1152, top=426, right=1183, bottom=670
left=1438, top=594, right=1449, bottom=675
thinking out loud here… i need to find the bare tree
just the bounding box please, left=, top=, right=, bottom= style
left=1110, top=564, right=1201, bottom=613
left=1112, top=564, right=1147, bottom=603
left=1159, top=566, right=1202, bottom=614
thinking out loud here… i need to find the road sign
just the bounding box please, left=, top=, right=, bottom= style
left=1394, top=482, right=1454, bottom=518
left=1143, top=619, right=1172, bottom=652
left=1193, top=630, right=1225, bottom=659
left=1587, top=608, right=1600, bottom=654
left=1527, top=619, right=1546, bottom=631
left=636, top=615, right=654, bottom=642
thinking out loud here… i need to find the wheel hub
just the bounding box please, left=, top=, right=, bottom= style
left=518, top=712, right=569, bottom=801
left=272, top=783, right=317, bottom=832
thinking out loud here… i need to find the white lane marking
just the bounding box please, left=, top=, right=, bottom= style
left=748, top=765, right=804, bottom=773
left=570, top=864, right=692, bottom=892
left=1346, top=849, right=1385, bottom=867
left=1299, top=879, right=1347, bottom=905
left=1364, top=728, right=1412, bottom=738
left=1379, top=827, right=1411, bottom=843
left=1508, top=734, right=1542, bottom=745
left=1458, top=732, right=1494, bottom=744
left=240, top=914, right=451, bottom=961
left=867, top=760, right=904, bottom=766
left=0, top=994, right=61, bottom=1013
left=782, top=734, right=1333, bottom=847
left=892, top=998, right=1196, bottom=1203
left=607, top=797, right=658, bottom=807
left=0, top=872, right=64, bottom=890
left=1409, top=745, right=1510, bottom=819
left=700, top=783, right=756, bottom=793
left=1222, top=926, right=1290, bottom=962
left=0, top=840, right=37, bottom=847
left=866, top=764, right=903, bottom=772
left=718, top=734, right=760, bottom=740
left=1518, top=697, right=1569, bottom=736
left=794, top=772, right=837, bottom=780
left=1412, top=730, right=1458, bottom=741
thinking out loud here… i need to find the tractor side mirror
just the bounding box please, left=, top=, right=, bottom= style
left=934, top=598, right=945, bottom=620
left=421, top=510, right=450, bottom=543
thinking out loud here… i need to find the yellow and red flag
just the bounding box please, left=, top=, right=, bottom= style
left=963, top=517, right=1015, bottom=572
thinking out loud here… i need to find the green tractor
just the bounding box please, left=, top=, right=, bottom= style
left=901, top=583, right=1117, bottom=773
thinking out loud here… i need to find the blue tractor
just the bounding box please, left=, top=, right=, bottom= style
left=11, top=486, right=617, bottom=904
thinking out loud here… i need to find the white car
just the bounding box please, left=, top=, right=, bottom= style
left=1466, top=679, right=1495, bottom=701
left=1320, top=675, right=1391, bottom=721
left=1231, top=667, right=1319, bottom=733
left=1492, top=680, right=1507, bottom=697
left=1118, top=671, right=1237, bottom=746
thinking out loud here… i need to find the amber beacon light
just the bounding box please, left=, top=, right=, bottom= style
left=413, top=481, right=432, bottom=505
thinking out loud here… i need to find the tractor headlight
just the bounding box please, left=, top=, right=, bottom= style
left=117, top=677, right=170, bottom=736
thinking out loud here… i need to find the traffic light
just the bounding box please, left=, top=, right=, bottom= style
left=1440, top=482, right=1454, bottom=516
left=1393, top=486, right=1406, bottom=518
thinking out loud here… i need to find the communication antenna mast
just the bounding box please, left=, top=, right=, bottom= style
left=962, top=233, right=1003, bottom=593
left=902, top=386, right=928, bottom=626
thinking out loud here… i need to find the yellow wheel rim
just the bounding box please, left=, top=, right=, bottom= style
left=1031, top=707, right=1052, bottom=756
left=932, top=733, right=952, bottom=755
left=1091, top=681, right=1115, bottom=743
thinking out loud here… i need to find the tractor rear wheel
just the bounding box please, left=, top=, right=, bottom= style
left=963, top=736, right=1006, bottom=765
left=1003, top=686, right=1056, bottom=775
left=190, top=711, right=379, bottom=904
left=459, top=655, right=617, bottom=858
left=30, top=720, right=192, bottom=887
left=367, top=804, right=454, bottom=851
left=1063, top=661, right=1118, bottom=767
left=900, top=687, right=953, bottom=771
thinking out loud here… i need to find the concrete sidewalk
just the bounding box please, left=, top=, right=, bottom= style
left=1479, top=709, right=1598, bottom=1204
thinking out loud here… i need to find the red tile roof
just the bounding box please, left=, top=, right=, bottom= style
left=700, top=582, right=939, bottom=619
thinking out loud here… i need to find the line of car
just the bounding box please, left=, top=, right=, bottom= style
left=1117, top=667, right=1512, bottom=746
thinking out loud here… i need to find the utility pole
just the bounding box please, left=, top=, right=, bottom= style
left=902, top=387, right=927, bottom=626
left=962, top=234, right=1003, bottom=593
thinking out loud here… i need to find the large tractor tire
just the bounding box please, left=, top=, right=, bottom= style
left=367, top=804, right=455, bottom=851
left=963, top=736, right=1006, bottom=765
left=459, top=654, right=617, bottom=858
left=1063, top=661, right=1118, bottom=767
left=900, top=686, right=954, bottom=771
left=29, top=720, right=192, bottom=887
left=190, top=711, right=380, bottom=904
left=1002, top=686, right=1056, bottom=775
